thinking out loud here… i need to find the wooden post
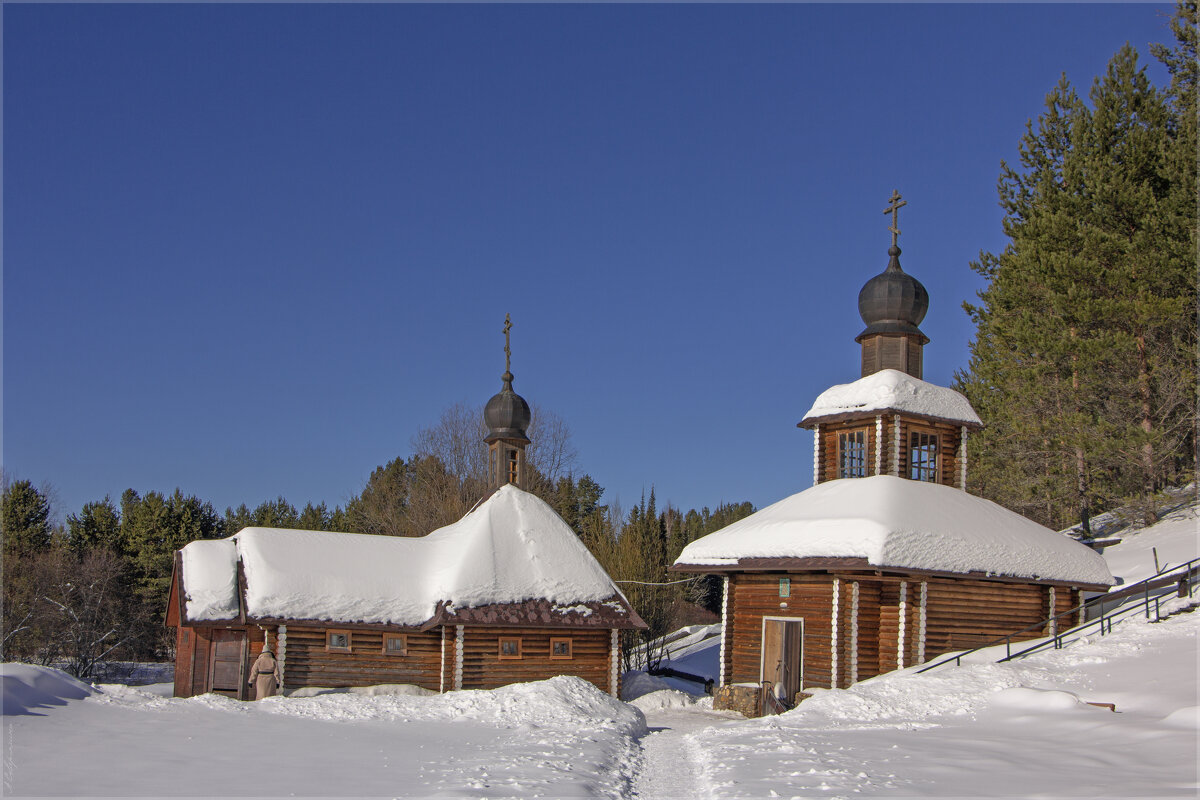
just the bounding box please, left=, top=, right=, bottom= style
left=849, top=582, right=860, bottom=685
left=830, top=578, right=840, bottom=689
left=959, top=426, right=969, bottom=490
left=454, top=625, right=465, bottom=690
left=276, top=625, right=287, bottom=690
left=917, top=582, right=928, bottom=664
left=891, top=415, right=901, bottom=477
left=440, top=627, right=447, bottom=693
left=897, top=581, right=907, bottom=669
left=875, top=415, right=883, bottom=475
left=813, top=424, right=821, bottom=486
left=609, top=629, right=620, bottom=697
left=719, top=577, right=730, bottom=687
left=1048, top=587, right=1057, bottom=636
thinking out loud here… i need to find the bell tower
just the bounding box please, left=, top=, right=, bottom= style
left=856, top=191, right=929, bottom=379
left=484, top=314, right=531, bottom=490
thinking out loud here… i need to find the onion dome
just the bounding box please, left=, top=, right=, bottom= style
left=855, top=245, right=929, bottom=343
left=484, top=370, right=531, bottom=444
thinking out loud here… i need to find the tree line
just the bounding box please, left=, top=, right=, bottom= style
left=956, top=3, right=1197, bottom=533
left=1, top=403, right=754, bottom=676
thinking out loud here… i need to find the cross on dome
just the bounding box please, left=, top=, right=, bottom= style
left=884, top=189, right=907, bottom=247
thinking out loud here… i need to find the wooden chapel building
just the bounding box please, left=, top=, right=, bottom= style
left=167, top=319, right=645, bottom=700
left=671, top=193, right=1113, bottom=716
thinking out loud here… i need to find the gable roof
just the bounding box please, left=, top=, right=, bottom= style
left=799, top=369, right=982, bottom=429
left=673, top=476, right=1113, bottom=587
left=178, top=484, right=644, bottom=629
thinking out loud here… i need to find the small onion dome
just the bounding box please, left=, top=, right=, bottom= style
left=484, top=371, right=531, bottom=444
left=856, top=246, right=930, bottom=343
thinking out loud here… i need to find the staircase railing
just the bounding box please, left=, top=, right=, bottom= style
left=916, top=556, right=1200, bottom=674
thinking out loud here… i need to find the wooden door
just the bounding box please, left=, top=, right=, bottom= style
left=760, top=618, right=804, bottom=706
left=209, top=629, right=247, bottom=699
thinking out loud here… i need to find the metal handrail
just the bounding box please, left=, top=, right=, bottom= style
left=916, top=556, right=1200, bottom=674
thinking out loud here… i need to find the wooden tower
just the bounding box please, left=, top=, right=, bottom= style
left=799, top=192, right=982, bottom=489
left=484, top=314, right=531, bottom=490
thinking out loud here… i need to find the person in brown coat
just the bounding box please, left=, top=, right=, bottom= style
left=248, top=648, right=280, bottom=700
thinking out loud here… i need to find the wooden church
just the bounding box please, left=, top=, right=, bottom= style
left=167, top=321, right=645, bottom=700
left=671, top=193, right=1113, bottom=716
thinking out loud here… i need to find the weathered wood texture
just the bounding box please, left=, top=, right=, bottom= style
left=281, top=625, right=444, bottom=692
left=909, top=578, right=1051, bottom=659
left=726, top=574, right=835, bottom=689
left=818, top=416, right=962, bottom=485
left=726, top=572, right=1078, bottom=694
left=459, top=627, right=612, bottom=693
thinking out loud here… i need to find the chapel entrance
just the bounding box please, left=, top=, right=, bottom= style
left=208, top=629, right=247, bottom=699
left=760, top=617, right=804, bottom=710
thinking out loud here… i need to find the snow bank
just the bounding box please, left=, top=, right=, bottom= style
left=629, top=688, right=706, bottom=712
left=185, top=485, right=630, bottom=625
left=2, top=664, right=94, bottom=716
left=261, top=675, right=647, bottom=737
left=688, top=608, right=1198, bottom=798
left=801, top=369, right=982, bottom=426
left=676, top=476, right=1114, bottom=585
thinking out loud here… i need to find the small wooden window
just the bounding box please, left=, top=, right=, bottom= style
left=326, top=629, right=352, bottom=653
left=498, top=637, right=522, bottom=660
left=507, top=449, right=519, bottom=484
left=550, top=637, right=573, bottom=660
left=838, top=429, right=868, bottom=478
left=382, top=634, right=408, bottom=656
left=909, top=430, right=939, bottom=482
left=779, top=577, right=791, bottom=598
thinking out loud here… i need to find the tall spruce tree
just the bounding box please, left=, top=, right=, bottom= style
left=959, top=34, right=1196, bottom=530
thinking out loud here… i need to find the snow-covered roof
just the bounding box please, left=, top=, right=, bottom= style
left=800, top=369, right=982, bottom=428
left=674, top=476, right=1114, bottom=586
left=179, top=485, right=640, bottom=627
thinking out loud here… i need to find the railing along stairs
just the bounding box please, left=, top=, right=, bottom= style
left=917, top=556, right=1200, bottom=674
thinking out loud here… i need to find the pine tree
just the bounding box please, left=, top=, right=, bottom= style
left=959, top=36, right=1196, bottom=529
left=2, top=479, right=53, bottom=556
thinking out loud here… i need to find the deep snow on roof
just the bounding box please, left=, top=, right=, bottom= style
left=801, top=369, right=982, bottom=426
left=675, top=476, right=1114, bottom=586
left=180, top=485, right=627, bottom=625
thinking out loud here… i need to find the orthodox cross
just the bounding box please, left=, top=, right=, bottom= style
left=503, top=313, right=512, bottom=374
left=883, top=190, right=907, bottom=247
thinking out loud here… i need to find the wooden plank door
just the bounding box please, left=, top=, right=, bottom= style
left=209, top=629, right=247, bottom=699
left=760, top=618, right=804, bottom=706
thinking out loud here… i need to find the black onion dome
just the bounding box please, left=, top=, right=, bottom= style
left=855, top=245, right=930, bottom=342
left=484, top=371, right=531, bottom=444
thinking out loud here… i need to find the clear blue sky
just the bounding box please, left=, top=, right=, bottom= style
left=3, top=3, right=1178, bottom=523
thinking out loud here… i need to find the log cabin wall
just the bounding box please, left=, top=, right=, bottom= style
left=726, top=574, right=835, bottom=690
left=920, top=578, right=1050, bottom=658
left=819, top=420, right=882, bottom=482
left=458, top=627, right=612, bottom=693
left=725, top=572, right=1078, bottom=695
left=174, top=626, right=195, bottom=697
left=281, top=625, right=443, bottom=692
left=817, top=417, right=965, bottom=485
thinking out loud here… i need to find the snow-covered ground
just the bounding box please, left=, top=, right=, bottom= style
left=3, top=491, right=1196, bottom=798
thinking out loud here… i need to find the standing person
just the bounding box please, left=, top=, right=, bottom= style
left=248, top=647, right=280, bottom=700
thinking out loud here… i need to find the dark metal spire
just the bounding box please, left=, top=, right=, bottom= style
left=502, top=313, right=513, bottom=380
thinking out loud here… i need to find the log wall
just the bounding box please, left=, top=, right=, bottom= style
left=725, top=572, right=1080, bottom=693
left=726, top=574, right=835, bottom=689
left=281, top=626, right=444, bottom=692
left=818, top=416, right=964, bottom=486
left=459, top=627, right=612, bottom=693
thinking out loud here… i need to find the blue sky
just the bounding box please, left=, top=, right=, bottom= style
left=4, top=3, right=1178, bottom=523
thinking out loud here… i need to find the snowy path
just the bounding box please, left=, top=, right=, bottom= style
left=632, top=706, right=736, bottom=800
